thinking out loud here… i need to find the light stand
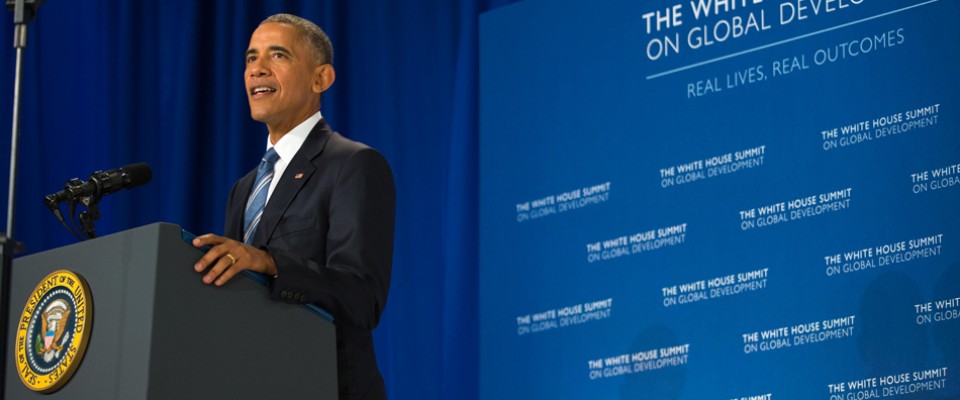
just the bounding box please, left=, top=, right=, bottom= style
left=1, top=0, right=45, bottom=394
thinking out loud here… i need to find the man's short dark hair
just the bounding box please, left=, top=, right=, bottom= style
left=261, top=14, right=334, bottom=66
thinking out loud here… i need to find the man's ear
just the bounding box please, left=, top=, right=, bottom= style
left=313, top=64, right=335, bottom=94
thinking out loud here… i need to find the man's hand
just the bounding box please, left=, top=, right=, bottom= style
left=192, top=234, right=278, bottom=286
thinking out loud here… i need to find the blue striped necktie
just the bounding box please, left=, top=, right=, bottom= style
left=243, top=148, right=280, bottom=244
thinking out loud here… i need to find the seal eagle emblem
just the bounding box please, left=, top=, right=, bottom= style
left=15, top=270, right=93, bottom=393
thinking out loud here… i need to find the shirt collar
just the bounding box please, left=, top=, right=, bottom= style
left=265, top=111, right=323, bottom=161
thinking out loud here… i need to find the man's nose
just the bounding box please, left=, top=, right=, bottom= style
left=248, top=58, right=270, bottom=76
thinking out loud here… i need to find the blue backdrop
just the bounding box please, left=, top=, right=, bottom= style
left=480, top=0, right=959, bottom=398
left=0, top=1, right=514, bottom=398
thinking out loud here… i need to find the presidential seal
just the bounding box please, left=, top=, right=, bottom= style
left=15, top=270, right=93, bottom=393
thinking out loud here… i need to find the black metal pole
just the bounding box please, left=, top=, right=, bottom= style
left=1, top=0, right=43, bottom=395
left=6, top=24, right=23, bottom=237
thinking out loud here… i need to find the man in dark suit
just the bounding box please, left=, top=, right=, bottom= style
left=192, top=14, right=395, bottom=400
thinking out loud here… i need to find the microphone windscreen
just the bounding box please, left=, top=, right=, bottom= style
left=120, top=163, right=153, bottom=188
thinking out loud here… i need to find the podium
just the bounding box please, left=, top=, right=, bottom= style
left=3, top=223, right=337, bottom=399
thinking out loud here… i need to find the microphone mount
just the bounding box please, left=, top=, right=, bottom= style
left=43, top=178, right=98, bottom=241
left=76, top=194, right=100, bottom=240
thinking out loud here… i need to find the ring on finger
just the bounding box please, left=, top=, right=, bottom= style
left=225, top=253, right=237, bottom=265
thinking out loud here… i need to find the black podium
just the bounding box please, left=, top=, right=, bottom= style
left=3, top=222, right=337, bottom=399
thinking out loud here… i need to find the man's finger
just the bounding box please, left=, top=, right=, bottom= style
left=195, top=241, right=234, bottom=272
left=203, top=254, right=236, bottom=285
left=193, top=233, right=226, bottom=247
left=214, top=264, right=242, bottom=286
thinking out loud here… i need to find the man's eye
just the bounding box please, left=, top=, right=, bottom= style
left=246, top=56, right=256, bottom=63
left=273, top=53, right=285, bottom=59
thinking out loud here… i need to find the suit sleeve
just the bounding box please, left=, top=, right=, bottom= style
left=266, top=148, right=396, bottom=330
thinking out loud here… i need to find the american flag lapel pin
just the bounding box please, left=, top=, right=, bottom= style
left=294, top=172, right=304, bottom=179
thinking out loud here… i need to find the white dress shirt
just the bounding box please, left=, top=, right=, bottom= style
left=263, top=111, right=322, bottom=205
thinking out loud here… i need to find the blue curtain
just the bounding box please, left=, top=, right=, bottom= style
left=0, top=1, right=514, bottom=398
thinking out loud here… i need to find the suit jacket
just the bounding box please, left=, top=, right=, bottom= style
left=224, top=119, right=395, bottom=400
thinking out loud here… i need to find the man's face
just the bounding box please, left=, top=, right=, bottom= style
left=244, top=22, right=323, bottom=131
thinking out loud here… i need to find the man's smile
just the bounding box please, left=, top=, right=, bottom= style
left=249, top=86, right=277, bottom=99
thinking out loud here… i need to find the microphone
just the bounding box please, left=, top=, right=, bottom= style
left=44, top=163, right=152, bottom=209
